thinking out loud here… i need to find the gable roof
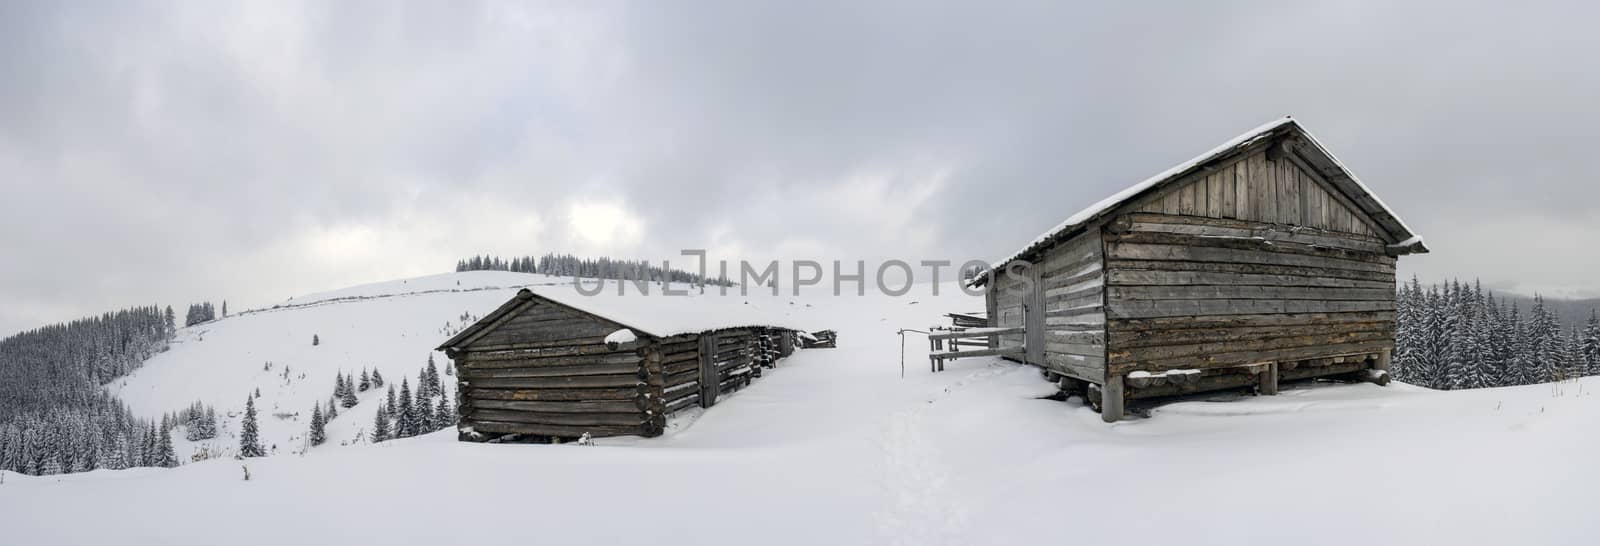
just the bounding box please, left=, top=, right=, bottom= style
left=437, top=280, right=814, bottom=351
left=977, top=117, right=1426, bottom=284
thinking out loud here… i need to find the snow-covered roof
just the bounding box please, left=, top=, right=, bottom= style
left=975, top=117, right=1426, bottom=285
left=438, top=280, right=816, bottom=349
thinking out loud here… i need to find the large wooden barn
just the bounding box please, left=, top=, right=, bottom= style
left=437, top=286, right=806, bottom=440
left=971, top=117, right=1427, bottom=422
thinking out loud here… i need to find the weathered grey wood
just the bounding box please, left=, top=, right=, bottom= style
left=1109, top=320, right=1392, bottom=349
left=1259, top=362, right=1279, bottom=395
left=1101, top=374, right=1124, bottom=423
left=1108, top=232, right=1396, bottom=267
left=936, top=346, right=1026, bottom=359
left=466, top=387, right=642, bottom=402
left=459, top=362, right=642, bottom=379
left=928, top=327, right=1025, bottom=341
left=1359, top=368, right=1391, bottom=386
left=465, top=344, right=632, bottom=361
left=468, top=408, right=647, bottom=427
left=467, top=374, right=642, bottom=390
left=461, top=352, right=642, bottom=370
left=468, top=420, right=644, bottom=438
left=1042, top=353, right=1104, bottom=382
left=1105, top=269, right=1393, bottom=289
left=1108, top=340, right=1393, bottom=373
left=1116, top=212, right=1386, bottom=252
left=1107, top=298, right=1394, bottom=320
left=1108, top=285, right=1394, bottom=302
left=1376, top=347, right=1392, bottom=371
left=1106, top=259, right=1394, bottom=283
left=698, top=334, right=719, bottom=408
left=470, top=399, right=645, bottom=414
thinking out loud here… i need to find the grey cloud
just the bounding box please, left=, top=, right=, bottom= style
left=3, top=1, right=1598, bottom=335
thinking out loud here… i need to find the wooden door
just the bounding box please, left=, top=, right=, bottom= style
left=1025, top=266, right=1045, bottom=365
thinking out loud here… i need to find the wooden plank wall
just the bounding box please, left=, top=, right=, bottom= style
left=1133, top=149, right=1380, bottom=237
left=1102, top=212, right=1397, bottom=375
left=455, top=301, right=661, bottom=439
left=992, top=268, right=1028, bottom=349
left=1035, top=232, right=1106, bottom=383
left=657, top=334, right=702, bottom=415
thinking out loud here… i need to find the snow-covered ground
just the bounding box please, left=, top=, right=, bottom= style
left=4, top=271, right=1598, bottom=545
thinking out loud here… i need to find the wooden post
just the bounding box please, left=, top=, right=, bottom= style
left=1259, top=362, right=1279, bottom=395
left=1101, top=375, right=1124, bottom=423
left=1376, top=347, right=1392, bottom=371
left=698, top=334, right=718, bottom=408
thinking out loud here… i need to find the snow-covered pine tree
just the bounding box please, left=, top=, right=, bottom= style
left=371, top=404, right=391, bottom=443
left=103, top=436, right=128, bottom=470
left=359, top=369, right=371, bottom=392
left=313, top=334, right=320, bottom=346
left=308, top=404, right=326, bottom=446
left=385, top=384, right=398, bottom=416
left=326, top=397, right=339, bottom=421
left=340, top=375, right=359, bottom=409
left=397, top=379, right=417, bottom=438
left=239, top=396, right=264, bottom=458
left=1584, top=309, right=1600, bottom=376
left=434, top=390, right=455, bottom=430
left=372, top=369, right=385, bottom=388
left=425, top=354, right=441, bottom=396
left=156, top=425, right=177, bottom=468
left=416, top=386, right=435, bottom=433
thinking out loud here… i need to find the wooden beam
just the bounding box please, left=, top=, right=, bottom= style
left=1259, top=362, right=1279, bottom=395
left=1101, top=373, right=1124, bottom=423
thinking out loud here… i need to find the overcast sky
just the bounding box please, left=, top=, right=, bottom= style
left=2, top=1, right=1597, bottom=335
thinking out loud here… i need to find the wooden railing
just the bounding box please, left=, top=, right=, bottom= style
left=927, top=327, right=1024, bottom=372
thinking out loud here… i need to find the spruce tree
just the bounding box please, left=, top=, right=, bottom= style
left=371, top=405, right=391, bottom=443
left=313, top=334, right=320, bottom=346
left=1583, top=310, right=1600, bottom=376
left=156, top=425, right=178, bottom=468
left=434, top=390, right=455, bottom=430
left=372, top=369, right=385, bottom=388
left=340, top=376, right=359, bottom=409
left=308, top=404, right=326, bottom=446
left=385, top=384, right=398, bottom=416
left=425, top=354, right=441, bottom=396
left=397, top=379, right=417, bottom=438
left=416, top=387, right=435, bottom=433
left=239, top=395, right=265, bottom=458
left=359, top=369, right=371, bottom=392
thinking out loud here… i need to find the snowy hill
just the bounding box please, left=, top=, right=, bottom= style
left=108, top=271, right=602, bottom=458
left=5, top=272, right=1599, bottom=545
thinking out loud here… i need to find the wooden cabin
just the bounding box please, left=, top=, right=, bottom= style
left=971, top=118, right=1427, bottom=422
left=436, top=287, right=809, bottom=441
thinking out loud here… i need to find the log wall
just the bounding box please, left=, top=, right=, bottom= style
left=1102, top=212, right=1397, bottom=380
left=1036, top=231, right=1106, bottom=383
left=454, top=299, right=661, bottom=439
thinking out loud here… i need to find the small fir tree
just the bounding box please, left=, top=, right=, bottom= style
left=371, top=405, right=391, bottom=443
left=239, top=396, right=265, bottom=458
left=308, top=404, right=326, bottom=446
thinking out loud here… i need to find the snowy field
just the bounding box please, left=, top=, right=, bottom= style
left=3, top=272, right=1598, bottom=545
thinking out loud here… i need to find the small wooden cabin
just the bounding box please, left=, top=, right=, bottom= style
left=971, top=118, right=1427, bottom=422
left=437, top=287, right=807, bottom=441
